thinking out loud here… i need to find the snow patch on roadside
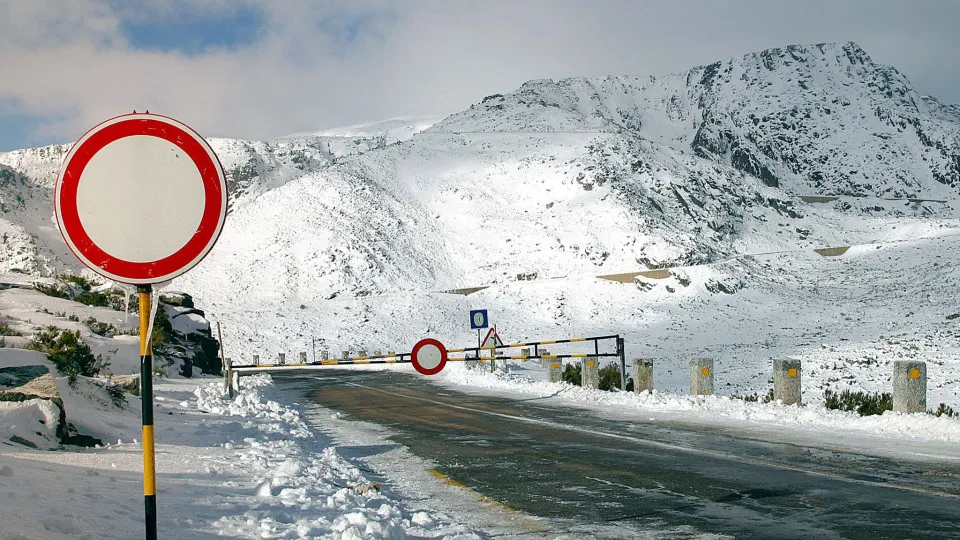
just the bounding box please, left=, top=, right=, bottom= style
left=194, top=374, right=479, bottom=539
left=0, top=398, right=60, bottom=449
left=435, top=364, right=960, bottom=443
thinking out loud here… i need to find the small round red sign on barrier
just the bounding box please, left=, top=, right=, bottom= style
left=411, top=338, right=447, bottom=376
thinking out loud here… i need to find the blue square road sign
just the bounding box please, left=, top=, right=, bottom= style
left=470, top=309, right=488, bottom=329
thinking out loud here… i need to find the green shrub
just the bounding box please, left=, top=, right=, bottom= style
left=562, top=363, right=581, bottom=386
left=932, top=403, right=958, bottom=418
left=824, top=389, right=892, bottom=416
left=34, top=283, right=69, bottom=299
left=58, top=274, right=92, bottom=291
left=598, top=363, right=622, bottom=391
left=26, top=327, right=98, bottom=385
left=151, top=307, right=173, bottom=348
left=75, top=290, right=109, bottom=307
left=84, top=317, right=116, bottom=337
left=734, top=389, right=775, bottom=403
left=0, top=320, right=20, bottom=336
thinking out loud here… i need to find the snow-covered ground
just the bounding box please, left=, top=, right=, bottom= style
left=0, top=372, right=490, bottom=539
left=432, top=362, right=960, bottom=462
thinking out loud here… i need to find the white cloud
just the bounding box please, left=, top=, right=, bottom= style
left=0, top=0, right=958, bottom=149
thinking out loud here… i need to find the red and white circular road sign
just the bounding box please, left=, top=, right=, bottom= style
left=54, top=113, right=228, bottom=285
left=411, top=338, right=447, bottom=376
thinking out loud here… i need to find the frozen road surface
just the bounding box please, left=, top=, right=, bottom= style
left=276, top=370, right=960, bottom=539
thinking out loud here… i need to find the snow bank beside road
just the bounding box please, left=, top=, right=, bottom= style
left=435, top=364, right=960, bottom=445
left=194, top=374, right=479, bottom=539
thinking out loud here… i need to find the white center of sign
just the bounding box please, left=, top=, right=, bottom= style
left=417, top=343, right=443, bottom=370
left=473, top=313, right=484, bottom=326
left=75, top=135, right=206, bottom=263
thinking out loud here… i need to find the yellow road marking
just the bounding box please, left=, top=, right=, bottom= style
left=449, top=348, right=465, bottom=353
left=427, top=469, right=518, bottom=512
left=540, top=340, right=556, bottom=345
left=570, top=337, right=586, bottom=342
left=572, top=354, right=587, bottom=358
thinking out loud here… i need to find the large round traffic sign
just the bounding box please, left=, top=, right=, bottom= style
left=54, top=113, right=228, bottom=284
left=411, top=338, right=447, bottom=376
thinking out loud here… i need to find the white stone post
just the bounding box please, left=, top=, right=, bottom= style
left=690, top=358, right=714, bottom=396
left=773, top=358, right=801, bottom=405
left=893, top=361, right=926, bottom=413
left=633, top=359, right=653, bottom=394
left=581, top=357, right=599, bottom=389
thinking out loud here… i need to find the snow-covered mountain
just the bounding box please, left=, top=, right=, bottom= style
left=3, top=41, right=960, bottom=406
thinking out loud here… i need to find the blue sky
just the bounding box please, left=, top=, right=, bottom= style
left=118, top=2, right=266, bottom=56
left=1, top=1, right=959, bottom=152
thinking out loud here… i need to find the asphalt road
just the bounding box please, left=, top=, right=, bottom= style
left=274, top=370, right=960, bottom=539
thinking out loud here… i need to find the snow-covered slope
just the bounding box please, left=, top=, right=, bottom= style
left=438, top=42, right=960, bottom=198
left=0, top=117, right=436, bottom=276
left=3, top=41, right=960, bottom=407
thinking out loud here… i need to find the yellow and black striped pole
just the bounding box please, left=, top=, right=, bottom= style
left=138, top=285, right=157, bottom=540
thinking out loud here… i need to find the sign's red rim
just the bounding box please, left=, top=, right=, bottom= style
left=54, top=113, right=227, bottom=284
left=411, top=338, right=447, bottom=376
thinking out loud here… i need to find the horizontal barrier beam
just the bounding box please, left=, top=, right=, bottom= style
left=234, top=352, right=411, bottom=369
left=234, top=352, right=621, bottom=370
left=234, top=334, right=620, bottom=371
left=451, top=352, right=620, bottom=361
left=450, top=334, right=619, bottom=354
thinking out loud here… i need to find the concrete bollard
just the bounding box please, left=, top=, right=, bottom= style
left=522, top=348, right=531, bottom=362
left=581, top=357, right=599, bottom=389
left=633, top=359, right=654, bottom=394
left=342, top=351, right=349, bottom=359
left=253, top=354, right=259, bottom=365
left=278, top=352, right=285, bottom=365
left=893, top=361, right=926, bottom=413
left=773, top=358, right=802, bottom=405
left=546, top=351, right=562, bottom=383
left=224, top=357, right=233, bottom=397
left=690, top=358, right=714, bottom=396
left=321, top=350, right=329, bottom=361
left=466, top=351, right=478, bottom=368
left=539, top=348, right=551, bottom=369
left=300, top=352, right=307, bottom=364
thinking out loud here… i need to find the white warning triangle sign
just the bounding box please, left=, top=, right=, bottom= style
left=482, top=327, right=504, bottom=349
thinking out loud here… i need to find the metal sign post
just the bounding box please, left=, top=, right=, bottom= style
left=54, top=112, right=228, bottom=540
left=470, top=310, right=488, bottom=366
left=138, top=285, right=156, bottom=534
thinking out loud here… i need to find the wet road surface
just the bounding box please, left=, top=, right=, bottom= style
left=275, top=370, right=960, bottom=539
